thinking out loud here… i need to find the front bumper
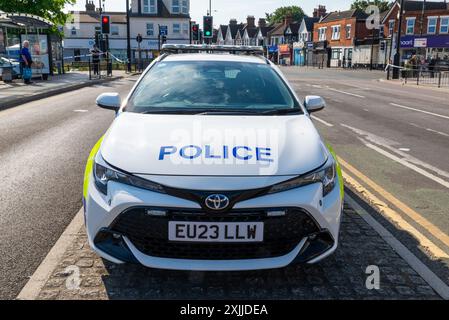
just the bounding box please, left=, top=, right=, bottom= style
left=84, top=175, right=343, bottom=271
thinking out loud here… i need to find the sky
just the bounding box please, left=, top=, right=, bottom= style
left=65, top=0, right=355, bottom=26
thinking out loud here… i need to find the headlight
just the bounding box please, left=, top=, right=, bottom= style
left=94, top=161, right=166, bottom=195
left=268, top=156, right=336, bottom=197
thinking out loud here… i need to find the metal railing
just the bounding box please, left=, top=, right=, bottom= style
left=401, top=69, right=449, bottom=88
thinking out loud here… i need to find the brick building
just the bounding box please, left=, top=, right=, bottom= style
left=382, top=0, right=449, bottom=64
left=313, top=9, right=370, bottom=67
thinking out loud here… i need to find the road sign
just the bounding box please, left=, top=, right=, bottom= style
left=159, top=25, right=168, bottom=36
left=136, top=34, right=143, bottom=43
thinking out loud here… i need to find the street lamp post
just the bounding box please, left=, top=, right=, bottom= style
left=126, top=0, right=131, bottom=73
left=393, top=0, right=405, bottom=79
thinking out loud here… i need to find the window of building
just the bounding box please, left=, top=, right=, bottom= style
left=111, top=25, right=119, bottom=36
left=182, top=23, right=189, bottom=35
left=331, top=25, right=340, bottom=40
left=146, top=23, right=154, bottom=36
left=318, top=27, right=326, bottom=41
left=427, top=16, right=438, bottom=34
left=440, top=16, right=449, bottom=34
left=406, top=18, right=415, bottom=35
left=331, top=48, right=342, bottom=60
left=345, top=24, right=351, bottom=39
left=172, top=0, right=180, bottom=13
left=71, top=26, right=77, bottom=36
left=182, top=0, right=189, bottom=14
left=388, top=20, right=395, bottom=35
left=173, top=23, right=181, bottom=34
left=300, top=32, right=307, bottom=41
left=143, top=0, right=156, bottom=13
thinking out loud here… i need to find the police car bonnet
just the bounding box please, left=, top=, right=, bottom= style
left=100, top=112, right=327, bottom=176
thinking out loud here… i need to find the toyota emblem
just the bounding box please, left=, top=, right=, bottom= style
left=205, top=194, right=230, bottom=211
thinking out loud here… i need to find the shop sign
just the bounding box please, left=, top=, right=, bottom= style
left=279, top=44, right=290, bottom=54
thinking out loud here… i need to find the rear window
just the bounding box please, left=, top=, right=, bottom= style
left=126, top=60, right=299, bottom=113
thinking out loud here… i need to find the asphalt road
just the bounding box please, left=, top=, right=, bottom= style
left=282, top=67, right=449, bottom=281
left=0, top=77, right=137, bottom=299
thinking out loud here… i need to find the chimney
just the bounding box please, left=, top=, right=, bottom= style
left=284, top=14, right=293, bottom=26
left=229, top=19, right=238, bottom=25
left=258, top=18, right=267, bottom=28
left=85, top=0, right=95, bottom=12
left=247, top=15, right=256, bottom=28
left=313, top=5, right=327, bottom=18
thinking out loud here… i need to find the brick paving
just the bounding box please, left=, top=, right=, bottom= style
left=36, top=203, right=440, bottom=300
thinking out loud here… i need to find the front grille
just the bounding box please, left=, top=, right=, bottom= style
left=109, top=207, right=319, bottom=260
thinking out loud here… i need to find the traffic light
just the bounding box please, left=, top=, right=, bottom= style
left=101, top=15, right=110, bottom=34
left=203, top=16, right=213, bottom=38
left=161, top=35, right=167, bottom=44
left=192, top=24, right=200, bottom=41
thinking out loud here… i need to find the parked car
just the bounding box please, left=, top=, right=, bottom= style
left=0, top=57, right=21, bottom=80
left=83, top=44, right=344, bottom=271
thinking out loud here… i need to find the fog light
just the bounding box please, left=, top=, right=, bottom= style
left=146, top=209, right=167, bottom=216
left=267, top=210, right=286, bottom=217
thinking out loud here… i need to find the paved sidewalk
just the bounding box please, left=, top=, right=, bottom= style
left=378, top=78, right=449, bottom=92
left=0, top=71, right=130, bottom=110
left=24, top=202, right=440, bottom=300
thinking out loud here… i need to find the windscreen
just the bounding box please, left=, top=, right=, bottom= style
left=126, top=60, right=300, bottom=114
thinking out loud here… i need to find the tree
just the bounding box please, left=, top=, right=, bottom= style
left=265, top=6, right=306, bottom=24
left=0, top=0, right=75, bottom=26
left=351, top=0, right=392, bottom=13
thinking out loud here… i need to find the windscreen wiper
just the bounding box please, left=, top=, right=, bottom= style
left=258, top=108, right=302, bottom=115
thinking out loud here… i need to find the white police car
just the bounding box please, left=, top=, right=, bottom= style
left=83, top=45, right=344, bottom=271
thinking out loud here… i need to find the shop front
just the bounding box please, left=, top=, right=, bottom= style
left=293, top=41, right=304, bottom=65
left=400, top=35, right=449, bottom=61
left=268, top=45, right=278, bottom=63
left=312, top=41, right=329, bottom=67
left=278, top=44, right=291, bottom=65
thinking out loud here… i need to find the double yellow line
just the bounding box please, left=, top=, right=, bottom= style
left=339, top=156, right=449, bottom=260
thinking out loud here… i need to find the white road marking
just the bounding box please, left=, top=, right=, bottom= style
left=312, top=84, right=322, bottom=88
left=409, top=122, right=449, bottom=137
left=311, top=115, right=334, bottom=127
left=326, top=87, right=365, bottom=98
left=17, top=208, right=84, bottom=300
left=399, top=148, right=410, bottom=152
left=73, top=109, right=89, bottom=113
left=390, top=103, right=449, bottom=120
left=341, top=123, right=449, bottom=182
left=366, top=142, right=449, bottom=189
left=426, top=128, right=449, bottom=137
left=346, top=195, right=449, bottom=300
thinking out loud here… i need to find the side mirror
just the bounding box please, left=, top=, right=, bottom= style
left=96, top=92, right=121, bottom=111
left=304, top=95, right=326, bottom=113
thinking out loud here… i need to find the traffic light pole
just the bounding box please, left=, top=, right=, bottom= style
left=393, top=0, right=405, bottom=79
left=126, top=0, right=131, bottom=73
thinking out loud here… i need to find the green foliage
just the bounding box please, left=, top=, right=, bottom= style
left=350, top=0, right=392, bottom=12
left=0, top=0, right=75, bottom=26
left=265, top=6, right=306, bottom=24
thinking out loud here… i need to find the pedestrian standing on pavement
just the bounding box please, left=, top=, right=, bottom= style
left=90, top=45, right=101, bottom=76
left=20, top=40, right=33, bottom=85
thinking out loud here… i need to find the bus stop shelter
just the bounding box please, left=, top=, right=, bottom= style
left=0, top=12, right=63, bottom=79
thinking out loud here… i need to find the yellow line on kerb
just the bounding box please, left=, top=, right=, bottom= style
left=338, top=157, right=449, bottom=259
